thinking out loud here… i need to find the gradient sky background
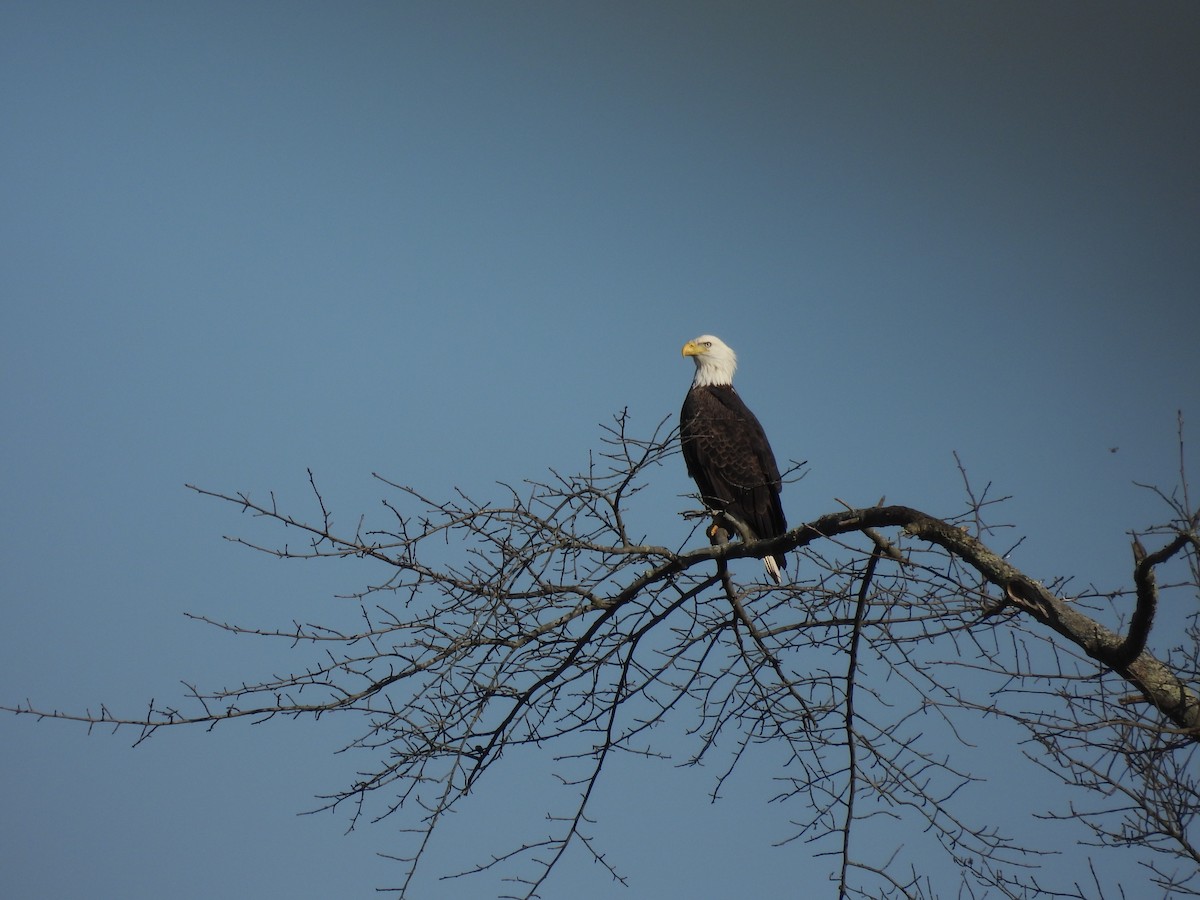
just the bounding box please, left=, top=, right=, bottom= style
left=2, top=3, right=1198, bottom=897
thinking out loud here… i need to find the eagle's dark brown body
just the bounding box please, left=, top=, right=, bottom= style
left=680, top=382, right=787, bottom=577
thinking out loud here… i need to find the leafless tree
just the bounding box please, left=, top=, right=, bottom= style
left=6, top=411, right=1198, bottom=898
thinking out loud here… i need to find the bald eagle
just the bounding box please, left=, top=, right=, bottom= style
left=680, top=335, right=787, bottom=583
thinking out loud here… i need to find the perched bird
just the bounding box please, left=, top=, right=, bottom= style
left=680, top=335, right=787, bottom=583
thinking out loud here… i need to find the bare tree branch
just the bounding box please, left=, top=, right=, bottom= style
left=4, top=412, right=1198, bottom=898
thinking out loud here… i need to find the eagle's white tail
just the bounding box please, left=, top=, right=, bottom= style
left=764, top=556, right=783, bottom=585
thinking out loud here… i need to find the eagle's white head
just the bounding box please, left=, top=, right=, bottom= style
left=682, top=334, right=737, bottom=388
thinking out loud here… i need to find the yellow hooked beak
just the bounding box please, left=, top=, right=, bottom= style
left=681, top=340, right=702, bottom=357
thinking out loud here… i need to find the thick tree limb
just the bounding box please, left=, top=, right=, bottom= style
left=706, top=506, right=1200, bottom=736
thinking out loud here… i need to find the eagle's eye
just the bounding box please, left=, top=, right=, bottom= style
left=703, top=341, right=712, bottom=348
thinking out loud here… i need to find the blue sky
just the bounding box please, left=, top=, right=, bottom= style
left=2, top=3, right=1198, bottom=897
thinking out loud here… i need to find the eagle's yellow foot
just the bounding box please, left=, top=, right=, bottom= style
left=706, top=522, right=730, bottom=546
